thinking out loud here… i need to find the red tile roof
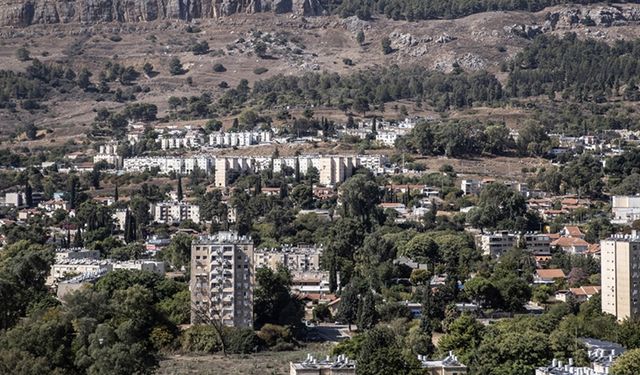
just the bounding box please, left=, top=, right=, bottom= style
left=536, top=268, right=566, bottom=279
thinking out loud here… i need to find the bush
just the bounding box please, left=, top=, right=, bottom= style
left=253, top=67, right=268, bottom=75
left=256, top=324, right=296, bottom=350
left=342, top=58, right=354, bottom=66
left=224, top=327, right=263, bottom=354
left=109, top=35, right=123, bottom=42
left=16, top=47, right=30, bottom=62
left=313, top=303, right=332, bottom=322
left=213, top=63, right=227, bottom=72
left=181, top=325, right=222, bottom=353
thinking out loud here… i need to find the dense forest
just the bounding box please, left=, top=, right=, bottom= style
left=507, top=33, right=640, bottom=101
left=327, top=0, right=636, bottom=21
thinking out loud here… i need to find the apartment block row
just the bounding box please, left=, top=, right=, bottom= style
left=209, top=130, right=272, bottom=147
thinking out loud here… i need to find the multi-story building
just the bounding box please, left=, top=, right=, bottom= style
left=522, top=233, right=552, bottom=255
left=93, top=142, right=123, bottom=168
left=190, top=232, right=254, bottom=328
left=112, top=260, right=165, bottom=274
left=611, top=195, right=640, bottom=225
left=209, top=130, right=272, bottom=147
left=48, top=259, right=113, bottom=285
left=254, top=245, right=322, bottom=272
left=289, top=354, right=356, bottom=375
left=3, top=191, right=44, bottom=208
left=151, top=201, right=200, bottom=224
left=601, top=233, right=640, bottom=321
left=461, top=179, right=481, bottom=195
left=55, top=247, right=100, bottom=262
left=123, top=155, right=213, bottom=175
left=478, top=231, right=517, bottom=258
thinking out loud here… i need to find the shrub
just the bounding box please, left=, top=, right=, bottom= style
left=342, top=58, right=354, bottom=66
left=213, top=63, right=227, bottom=72
left=224, top=327, right=263, bottom=354
left=253, top=67, right=268, bottom=75
left=109, top=35, right=123, bottom=42
left=256, top=324, right=295, bottom=349
left=16, top=47, right=30, bottom=61
left=181, top=325, right=222, bottom=353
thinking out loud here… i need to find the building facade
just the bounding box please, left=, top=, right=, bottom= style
left=254, top=245, right=322, bottom=273
left=151, top=201, right=200, bottom=224
left=611, top=195, right=640, bottom=224
left=190, top=232, right=254, bottom=328
left=601, top=233, right=640, bottom=321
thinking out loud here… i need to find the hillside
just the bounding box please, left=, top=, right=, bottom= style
left=1, top=4, right=640, bottom=147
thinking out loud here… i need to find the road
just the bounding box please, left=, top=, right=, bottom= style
left=313, top=323, right=352, bottom=343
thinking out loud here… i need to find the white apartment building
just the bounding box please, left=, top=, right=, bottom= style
left=123, top=155, right=213, bottom=175
left=55, top=247, right=100, bottom=262
left=93, top=142, right=123, bottom=168
left=478, top=231, right=517, bottom=258
left=419, top=351, right=468, bottom=375
left=112, top=260, right=165, bottom=275
left=601, top=233, right=640, bottom=321
left=209, top=131, right=272, bottom=147
left=611, top=195, right=640, bottom=225
left=190, top=232, right=254, bottom=328
left=461, top=179, right=481, bottom=195
left=357, top=154, right=388, bottom=174
left=151, top=201, right=200, bottom=224
left=375, top=129, right=408, bottom=147
left=48, top=259, right=113, bottom=285
left=254, top=245, right=322, bottom=273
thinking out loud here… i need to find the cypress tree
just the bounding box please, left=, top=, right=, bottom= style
left=177, top=176, right=183, bottom=201
left=24, top=181, right=33, bottom=208
left=114, top=183, right=119, bottom=202
left=357, top=290, right=378, bottom=331
left=73, top=227, right=83, bottom=248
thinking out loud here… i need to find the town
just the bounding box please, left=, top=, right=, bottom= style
left=4, top=3, right=640, bottom=374
left=2, top=108, right=640, bottom=375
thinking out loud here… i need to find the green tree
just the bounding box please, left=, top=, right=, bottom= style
left=356, top=30, right=365, bottom=46
left=162, top=233, right=192, bottom=271
left=336, top=282, right=360, bottom=330
left=168, top=57, right=184, bottom=75
left=611, top=349, right=640, bottom=375
left=254, top=266, right=303, bottom=329
left=339, top=174, right=380, bottom=225
left=16, top=47, right=30, bottom=61
left=381, top=37, right=392, bottom=54
left=356, top=290, right=378, bottom=331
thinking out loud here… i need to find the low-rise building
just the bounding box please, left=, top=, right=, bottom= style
left=291, top=271, right=335, bottom=294
left=534, top=269, right=566, bottom=284
left=290, top=354, right=356, bottom=375
left=551, top=236, right=590, bottom=255
left=48, top=259, right=113, bottom=285
left=555, top=286, right=601, bottom=303
left=419, top=351, right=468, bottom=375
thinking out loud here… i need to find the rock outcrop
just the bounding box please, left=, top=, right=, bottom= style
left=0, top=0, right=325, bottom=26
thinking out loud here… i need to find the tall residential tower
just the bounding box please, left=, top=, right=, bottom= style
left=601, top=232, right=640, bottom=321
left=190, top=231, right=254, bottom=328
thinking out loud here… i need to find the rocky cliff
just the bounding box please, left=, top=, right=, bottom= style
left=0, top=0, right=325, bottom=26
